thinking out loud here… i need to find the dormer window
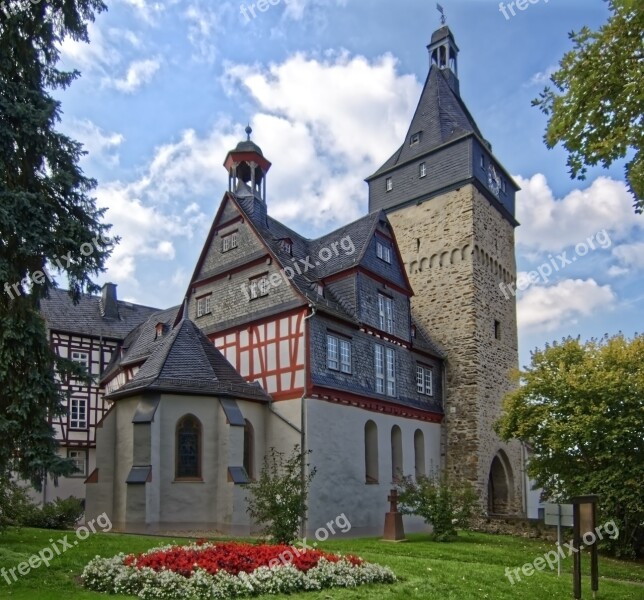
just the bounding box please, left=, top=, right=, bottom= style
left=155, top=322, right=165, bottom=339
left=410, top=132, right=421, bottom=146
left=386, top=177, right=393, bottom=192
left=420, top=162, right=427, bottom=178
left=278, top=238, right=292, bottom=255
left=222, top=231, right=238, bottom=253
left=376, top=241, right=392, bottom=264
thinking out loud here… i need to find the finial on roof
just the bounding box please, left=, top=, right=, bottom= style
left=436, top=3, right=446, bottom=25
left=245, top=124, right=252, bottom=140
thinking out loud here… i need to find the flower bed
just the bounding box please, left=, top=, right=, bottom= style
left=82, top=540, right=396, bottom=599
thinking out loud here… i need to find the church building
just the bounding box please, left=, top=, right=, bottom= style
left=44, top=24, right=524, bottom=535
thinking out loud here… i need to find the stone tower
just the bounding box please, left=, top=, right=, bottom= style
left=367, top=25, right=523, bottom=514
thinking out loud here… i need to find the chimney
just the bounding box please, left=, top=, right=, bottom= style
left=101, top=283, right=119, bottom=319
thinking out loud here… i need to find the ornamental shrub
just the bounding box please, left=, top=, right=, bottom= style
left=397, top=470, right=478, bottom=541
left=23, top=495, right=84, bottom=529
left=0, top=474, right=33, bottom=531
left=245, top=445, right=316, bottom=544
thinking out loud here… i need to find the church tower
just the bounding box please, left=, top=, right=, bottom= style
left=367, top=24, right=523, bottom=514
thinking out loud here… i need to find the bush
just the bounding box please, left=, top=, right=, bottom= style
left=23, top=496, right=84, bottom=529
left=0, top=474, right=33, bottom=531
left=397, top=470, right=478, bottom=541
left=245, top=445, right=316, bottom=544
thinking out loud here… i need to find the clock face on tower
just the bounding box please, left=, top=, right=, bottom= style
left=487, top=164, right=501, bottom=197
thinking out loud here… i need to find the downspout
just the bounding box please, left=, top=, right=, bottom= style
left=300, top=304, right=316, bottom=537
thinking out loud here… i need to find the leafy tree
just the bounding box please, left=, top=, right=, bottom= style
left=245, top=446, right=316, bottom=544
left=496, top=334, right=644, bottom=557
left=0, top=1, right=111, bottom=489
left=533, top=0, right=644, bottom=213
left=397, top=470, right=478, bottom=542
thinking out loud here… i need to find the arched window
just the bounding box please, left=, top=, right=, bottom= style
left=243, top=419, right=254, bottom=480
left=176, top=415, right=202, bottom=479
left=364, top=420, right=379, bottom=484
left=414, top=429, right=425, bottom=479
left=391, top=425, right=403, bottom=482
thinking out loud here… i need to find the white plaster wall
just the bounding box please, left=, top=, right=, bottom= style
left=305, top=399, right=442, bottom=538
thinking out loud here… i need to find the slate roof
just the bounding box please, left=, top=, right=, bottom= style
left=40, top=287, right=161, bottom=340
left=367, top=64, right=486, bottom=180
left=100, top=305, right=180, bottom=384
left=106, top=318, right=271, bottom=402
left=411, top=316, right=446, bottom=359
left=233, top=195, right=395, bottom=322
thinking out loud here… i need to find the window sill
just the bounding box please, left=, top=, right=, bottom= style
left=173, top=478, right=204, bottom=483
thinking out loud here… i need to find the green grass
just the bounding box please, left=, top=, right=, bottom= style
left=0, top=527, right=642, bottom=599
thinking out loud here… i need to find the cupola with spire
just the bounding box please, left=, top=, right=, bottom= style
left=224, top=125, right=272, bottom=204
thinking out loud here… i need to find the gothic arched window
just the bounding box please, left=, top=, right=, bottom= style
left=176, top=415, right=202, bottom=479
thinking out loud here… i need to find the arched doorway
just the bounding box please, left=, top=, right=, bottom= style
left=487, top=450, right=514, bottom=514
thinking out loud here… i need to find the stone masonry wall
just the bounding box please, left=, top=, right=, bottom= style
left=387, top=183, right=523, bottom=513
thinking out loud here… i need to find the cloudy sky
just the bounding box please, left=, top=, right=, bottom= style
left=53, top=0, right=642, bottom=367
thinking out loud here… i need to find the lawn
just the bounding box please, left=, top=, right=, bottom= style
left=0, top=527, right=642, bottom=599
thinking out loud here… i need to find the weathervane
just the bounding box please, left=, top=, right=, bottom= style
left=436, top=3, right=446, bottom=25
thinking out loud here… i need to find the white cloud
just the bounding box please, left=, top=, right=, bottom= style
left=64, top=119, right=124, bottom=167
left=612, top=242, right=644, bottom=273
left=222, top=51, right=420, bottom=231
left=117, top=0, right=166, bottom=25
left=525, top=64, right=557, bottom=87
left=517, top=279, right=616, bottom=333
left=515, top=174, right=644, bottom=253
left=183, top=2, right=228, bottom=64
left=59, top=21, right=121, bottom=74
left=110, top=58, right=161, bottom=93
left=281, top=0, right=347, bottom=22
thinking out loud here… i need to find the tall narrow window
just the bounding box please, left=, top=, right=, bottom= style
left=375, top=344, right=396, bottom=397
left=365, top=420, right=379, bottom=483
left=374, top=344, right=385, bottom=394
left=327, top=335, right=339, bottom=370
left=386, top=177, right=393, bottom=192
left=414, top=430, right=425, bottom=479
left=176, top=415, right=202, bottom=479
left=69, top=398, right=87, bottom=429
left=417, top=364, right=433, bottom=396
left=420, top=162, right=427, bottom=178
left=386, top=347, right=396, bottom=397
left=495, top=320, right=501, bottom=340
left=391, top=425, right=403, bottom=482
left=378, top=294, right=394, bottom=333
left=243, top=420, right=254, bottom=480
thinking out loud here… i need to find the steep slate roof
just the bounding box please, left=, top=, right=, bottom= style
left=106, top=318, right=270, bottom=402
left=367, top=64, right=487, bottom=180
left=100, top=305, right=180, bottom=384
left=411, top=316, right=446, bottom=359
left=40, top=287, right=161, bottom=340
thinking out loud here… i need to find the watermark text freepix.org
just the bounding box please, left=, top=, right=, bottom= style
left=240, top=235, right=355, bottom=301
left=499, top=0, right=551, bottom=21
left=2, top=233, right=113, bottom=301
left=500, top=229, right=611, bottom=300
left=1, top=513, right=113, bottom=585
left=504, top=519, right=619, bottom=585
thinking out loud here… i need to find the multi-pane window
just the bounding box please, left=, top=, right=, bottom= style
left=279, top=239, right=292, bottom=255
left=327, top=334, right=351, bottom=374
left=249, top=276, right=270, bottom=300
left=420, top=162, right=427, bottom=178
left=176, top=415, right=201, bottom=479
left=378, top=294, right=394, bottom=334
left=417, top=365, right=433, bottom=396
left=196, top=295, right=212, bottom=317
left=71, top=351, right=89, bottom=370
left=67, top=449, right=87, bottom=477
left=386, top=177, right=393, bottom=192
left=70, top=398, right=87, bottom=429
left=376, top=241, right=391, bottom=264
left=222, top=231, right=238, bottom=252
left=375, top=344, right=396, bottom=397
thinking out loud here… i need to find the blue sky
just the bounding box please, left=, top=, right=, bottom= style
left=53, top=0, right=643, bottom=367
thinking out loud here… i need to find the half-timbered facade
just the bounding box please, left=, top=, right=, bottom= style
left=36, top=285, right=165, bottom=503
